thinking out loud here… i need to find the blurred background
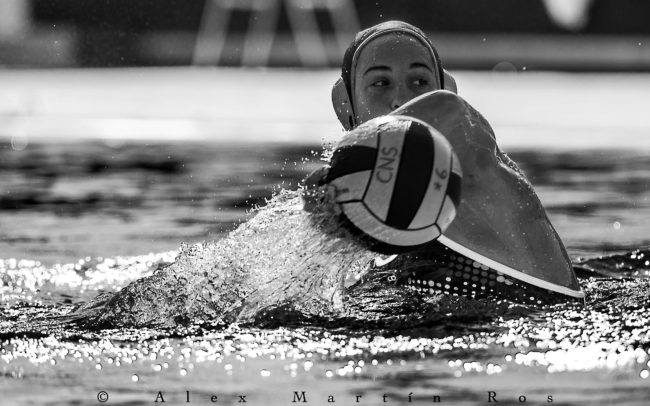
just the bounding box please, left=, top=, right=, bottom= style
left=1, top=0, right=650, bottom=69
left=1, top=0, right=650, bottom=264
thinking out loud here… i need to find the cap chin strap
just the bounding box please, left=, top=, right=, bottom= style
left=331, top=70, right=458, bottom=131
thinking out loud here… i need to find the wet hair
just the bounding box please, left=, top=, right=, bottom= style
left=340, top=20, right=445, bottom=112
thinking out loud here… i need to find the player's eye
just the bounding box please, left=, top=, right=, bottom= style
left=370, top=79, right=390, bottom=87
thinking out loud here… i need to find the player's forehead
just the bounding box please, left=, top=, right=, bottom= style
left=354, top=33, right=433, bottom=76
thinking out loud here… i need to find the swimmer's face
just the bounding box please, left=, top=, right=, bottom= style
left=353, top=33, right=439, bottom=124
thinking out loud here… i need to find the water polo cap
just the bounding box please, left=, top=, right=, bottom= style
left=332, top=21, right=449, bottom=130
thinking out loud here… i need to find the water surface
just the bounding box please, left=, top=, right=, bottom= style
left=1, top=69, right=650, bottom=405
left=1, top=140, right=649, bottom=405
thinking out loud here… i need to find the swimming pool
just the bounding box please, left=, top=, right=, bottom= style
left=1, top=70, right=649, bottom=405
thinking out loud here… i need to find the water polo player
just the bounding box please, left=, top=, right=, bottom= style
left=305, top=20, right=460, bottom=246
left=305, top=20, right=585, bottom=304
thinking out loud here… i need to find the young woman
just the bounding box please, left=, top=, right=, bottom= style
left=309, top=20, right=585, bottom=304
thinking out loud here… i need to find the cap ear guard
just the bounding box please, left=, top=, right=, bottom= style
left=332, top=77, right=355, bottom=130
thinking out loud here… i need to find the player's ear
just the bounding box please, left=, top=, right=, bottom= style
left=331, top=77, right=355, bottom=130
left=443, top=69, right=458, bottom=94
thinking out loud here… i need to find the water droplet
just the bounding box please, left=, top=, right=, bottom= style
left=11, top=135, right=29, bottom=151
left=493, top=61, right=517, bottom=72
left=325, top=370, right=333, bottom=378
left=505, top=355, right=513, bottom=362
left=95, top=363, right=102, bottom=370
left=260, top=369, right=270, bottom=377
left=152, top=364, right=162, bottom=372
left=613, top=221, right=621, bottom=230
left=453, top=370, right=462, bottom=377
left=641, top=370, right=649, bottom=379
left=224, top=364, right=233, bottom=371
left=180, top=368, right=187, bottom=376
left=131, top=374, right=139, bottom=382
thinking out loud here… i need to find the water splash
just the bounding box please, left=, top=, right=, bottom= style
left=68, top=189, right=378, bottom=328
left=60, top=187, right=518, bottom=331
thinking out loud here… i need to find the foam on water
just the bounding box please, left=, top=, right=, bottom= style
left=1, top=247, right=650, bottom=404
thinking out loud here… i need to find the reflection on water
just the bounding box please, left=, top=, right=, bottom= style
left=515, top=150, right=650, bottom=258
left=1, top=141, right=650, bottom=404
left=2, top=142, right=649, bottom=262
left=0, top=141, right=322, bottom=264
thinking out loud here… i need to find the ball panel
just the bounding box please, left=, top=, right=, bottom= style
left=385, top=121, right=435, bottom=230
left=330, top=170, right=372, bottom=203
left=447, top=157, right=462, bottom=208
left=327, top=145, right=377, bottom=182
left=436, top=195, right=457, bottom=232
left=363, top=128, right=405, bottom=222
left=342, top=201, right=442, bottom=246
left=430, top=136, right=455, bottom=227
left=451, top=148, right=462, bottom=178
left=407, top=127, right=453, bottom=230
left=337, top=123, right=380, bottom=149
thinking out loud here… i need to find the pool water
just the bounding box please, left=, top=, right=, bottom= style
left=1, top=141, right=649, bottom=405
left=1, top=71, right=650, bottom=405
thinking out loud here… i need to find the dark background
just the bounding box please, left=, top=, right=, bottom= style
left=31, top=0, right=650, bottom=34
left=2, top=0, right=649, bottom=69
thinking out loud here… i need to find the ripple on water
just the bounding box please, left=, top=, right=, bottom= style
left=1, top=194, right=650, bottom=402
